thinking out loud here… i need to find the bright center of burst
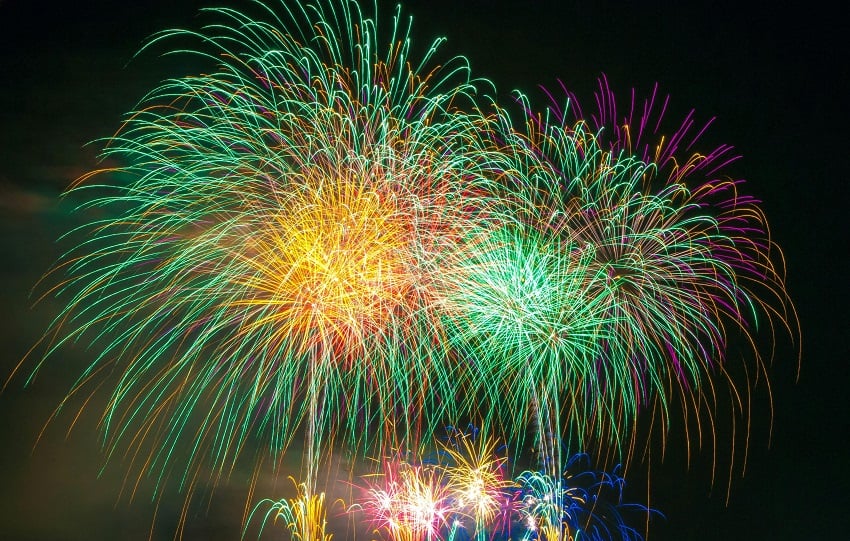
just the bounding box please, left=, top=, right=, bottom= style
left=236, top=178, right=415, bottom=352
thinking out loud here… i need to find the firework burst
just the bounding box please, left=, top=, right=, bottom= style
left=361, top=456, right=453, bottom=541
left=516, top=453, right=654, bottom=541
left=12, top=0, right=798, bottom=537
left=433, top=221, right=617, bottom=458
left=248, top=478, right=337, bottom=541
left=19, top=0, right=499, bottom=511
left=438, top=426, right=515, bottom=539
left=477, top=75, right=799, bottom=469
left=355, top=428, right=653, bottom=541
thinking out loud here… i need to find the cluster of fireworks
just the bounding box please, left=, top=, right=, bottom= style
left=15, top=0, right=797, bottom=539
left=248, top=426, right=651, bottom=541
left=347, top=427, right=651, bottom=541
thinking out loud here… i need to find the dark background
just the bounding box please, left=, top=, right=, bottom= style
left=0, top=0, right=846, bottom=539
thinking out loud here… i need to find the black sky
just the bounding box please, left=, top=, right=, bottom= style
left=1, top=1, right=847, bottom=540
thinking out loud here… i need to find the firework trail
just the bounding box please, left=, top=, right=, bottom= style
left=15, top=0, right=501, bottom=521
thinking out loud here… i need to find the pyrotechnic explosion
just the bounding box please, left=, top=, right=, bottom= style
left=248, top=478, right=336, bottom=541
left=17, top=0, right=501, bottom=506
left=437, top=76, right=798, bottom=473
left=351, top=427, right=654, bottom=541
left=515, top=455, right=653, bottom=541
left=12, top=0, right=798, bottom=539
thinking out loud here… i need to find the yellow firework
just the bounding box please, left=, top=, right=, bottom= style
left=250, top=478, right=336, bottom=541
left=441, top=432, right=513, bottom=531
left=231, top=171, right=420, bottom=361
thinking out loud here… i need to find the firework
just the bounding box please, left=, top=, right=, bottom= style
left=357, top=427, right=515, bottom=541
left=435, top=75, right=798, bottom=470
left=13, top=0, right=798, bottom=536
left=361, top=456, right=453, bottom=541
left=516, top=453, right=654, bottom=541
left=19, top=0, right=499, bottom=512
left=356, top=429, right=653, bottom=541
left=433, top=222, right=614, bottom=464
left=248, top=478, right=336, bottom=541
left=438, top=426, right=515, bottom=539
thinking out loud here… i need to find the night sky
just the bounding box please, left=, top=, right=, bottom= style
left=0, top=1, right=847, bottom=539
